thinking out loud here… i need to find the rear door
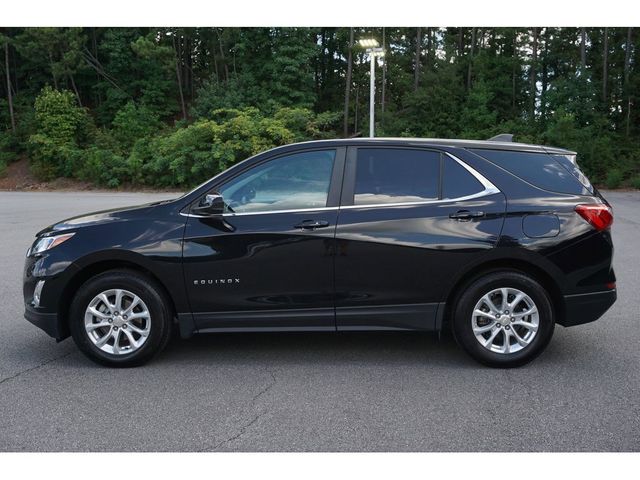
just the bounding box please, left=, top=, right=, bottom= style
left=334, top=146, right=506, bottom=331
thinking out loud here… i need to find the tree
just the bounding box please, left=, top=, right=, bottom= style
left=343, top=28, right=354, bottom=137
left=2, top=33, right=15, bottom=133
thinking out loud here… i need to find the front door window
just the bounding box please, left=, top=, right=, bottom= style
left=219, top=150, right=336, bottom=213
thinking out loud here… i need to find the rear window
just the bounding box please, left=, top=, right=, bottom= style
left=550, top=154, right=594, bottom=193
left=471, top=149, right=590, bottom=195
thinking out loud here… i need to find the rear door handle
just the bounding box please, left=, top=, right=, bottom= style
left=294, top=219, right=330, bottom=230
left=449, top=210, right=485, bottom=220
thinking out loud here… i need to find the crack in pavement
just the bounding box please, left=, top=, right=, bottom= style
left=0, top=350, right=75, bottom=387
left=209, top=367, right=278, bottom=451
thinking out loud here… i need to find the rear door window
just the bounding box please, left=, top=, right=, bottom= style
left=354, top=148, right=440, bottom=205
left=470, top=149, right=589, bottom=195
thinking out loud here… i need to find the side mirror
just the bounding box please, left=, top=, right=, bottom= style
left=192, top=193, right=225, bottom=216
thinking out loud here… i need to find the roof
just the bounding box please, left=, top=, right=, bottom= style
left=280, top=137, right=577, bottom=156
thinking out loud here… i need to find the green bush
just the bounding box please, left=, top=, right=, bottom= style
left=0, top=130, right=18, bottom=166
left=630, top=175, right=640, bottom=190
left=138, top=120, right=216, bottom=187
left=135, top=108, right=296, bottom=188
left=77, top=147, right=129, bottom=188
left=27, top=87, right=92, bottom=179
left=112, top=101, right=162, bottom=150
left=604, top=169, right=624, bottom=189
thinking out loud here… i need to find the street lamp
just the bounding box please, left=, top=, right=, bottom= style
left=358, top=38, right=384, bottom=137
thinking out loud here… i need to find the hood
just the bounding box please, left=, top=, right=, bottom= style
left=36, top=199, right=175, bottom=237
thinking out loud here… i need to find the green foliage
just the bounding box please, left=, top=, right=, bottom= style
left=630, top=176, right=640, bottom=190
left=1, top=27, right=639, bottom=189
left=27, top=87, right=92, bottom=180
left=112, top=101, right=162, bottom=150
left=135, top=108, right=296, bottom=187
left=605, top=169, right=624, bottom=189
left=0, top=131, right=18, bottom=166
left=76, top=147, right=129, bottom=188
left=459, top=80, right=499, bottom=139
left=32, top=87, right=90, bottom=144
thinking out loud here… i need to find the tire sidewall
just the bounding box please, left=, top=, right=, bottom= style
left=69, top=271, right=170, bottom=367
left=453, top=271, right=555, bottom=367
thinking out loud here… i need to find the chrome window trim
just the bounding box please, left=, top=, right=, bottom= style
left=181, top=151, right=500, bottom=218
left=343, top=152, right=499, bottom=210
left=181, top=206, right=340, bottom=218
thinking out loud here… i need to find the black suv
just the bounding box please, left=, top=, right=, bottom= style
left=23, top=137, right=616, bottom=367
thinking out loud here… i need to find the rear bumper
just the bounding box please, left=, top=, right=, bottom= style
left=559, top=289, right=617, bottom=327
left=24, top=304, right=64, bottom=340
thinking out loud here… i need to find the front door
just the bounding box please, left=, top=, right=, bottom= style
left=183, top=148, right=345, bottom=331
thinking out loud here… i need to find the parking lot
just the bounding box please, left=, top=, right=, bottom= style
left=0, top=190, right=638, bottom=451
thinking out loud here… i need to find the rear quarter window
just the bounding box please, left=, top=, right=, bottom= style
left=442, top=156, right=484, bottom=199
left=470, top=149, right=590, bottom=195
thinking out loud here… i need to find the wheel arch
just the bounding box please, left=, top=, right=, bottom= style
left=442, top=257, right=565, bottom=329
left=57, top=257, right=179, bottom=339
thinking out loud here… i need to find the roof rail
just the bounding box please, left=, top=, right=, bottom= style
left=487, top=133, right=514, bottom=142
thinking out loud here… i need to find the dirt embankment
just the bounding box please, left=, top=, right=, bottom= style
left=0, top=158, right=181, bottom=193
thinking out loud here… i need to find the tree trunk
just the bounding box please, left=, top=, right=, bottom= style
left=4, top=39, right=15, bottom=133
left=382, top=27, right=387, bottom=114
left=580, top=28, right=587, bottom=71
left=173, top=35, right=187, bottom=121
left=414, top=27, right=421, bottom=91
left=541, top=29, right=549, bottom=120
left=602, top=27, right=608, bottom=106
left=457, top=29, right=463, bottom=57
left=467, top=27, right=476, bottom=89
left=512, top=31, right=517, bottom=112
left=68, top=74, right=82, bottom=107
left=425, top=27, right=432, bottom=70
left=217, top=29, right=229, bottom=82
left=343, top=27, right=354, bottom=137
left=92, top=27, right=101, bottom=106
left=624, top=27, right=633, bottom=136
left=530, top=27, right=538, bottom=119
left=354, top=85, right=359, bottom=135
left=49, top=51, right=58, bottom=89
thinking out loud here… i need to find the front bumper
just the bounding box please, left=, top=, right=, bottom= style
left=559, top=289, right=617, bottom=327
left=24, top=304, right=64, bottom=340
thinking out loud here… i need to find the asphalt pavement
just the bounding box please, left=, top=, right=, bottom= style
left=0, top=190, right=638, bottom=451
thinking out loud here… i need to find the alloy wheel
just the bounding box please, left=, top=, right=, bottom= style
left=84, top=288, right=151, bottom=355
left=471, top=287, right=539, bottom=354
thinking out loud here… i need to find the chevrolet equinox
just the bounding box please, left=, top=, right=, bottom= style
left=23, top=136, right=617, bottom=367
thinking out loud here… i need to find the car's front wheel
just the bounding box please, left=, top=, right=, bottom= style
left=452, top=271, right=555, bottom=367
left=69, top=269, right=172, bottom=367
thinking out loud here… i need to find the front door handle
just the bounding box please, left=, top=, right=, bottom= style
left=449, top=210, right=485, bottom=220
left=294, top=219, right=330, bottom=230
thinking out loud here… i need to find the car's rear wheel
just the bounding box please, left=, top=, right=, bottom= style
left=69, top=269, right=172, bottom=367
left=452, top=271, right=555, bottom=367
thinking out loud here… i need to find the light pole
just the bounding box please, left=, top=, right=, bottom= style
left=358, top=38, right=384, bottom=137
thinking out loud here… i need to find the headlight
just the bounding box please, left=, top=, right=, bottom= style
left=28, top=233, right=75, bottom=256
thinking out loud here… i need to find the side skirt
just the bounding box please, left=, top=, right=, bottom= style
left=178, top=303, right=445, bottom=338
left=336, top=302, right=443, bottom=331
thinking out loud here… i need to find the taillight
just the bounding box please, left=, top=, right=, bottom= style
left=575, top=204, right=613, bottom=231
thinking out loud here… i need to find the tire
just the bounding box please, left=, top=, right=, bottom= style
left=451, top=271, right=555, bottom=368
left=69, top=269, right=173, bottom=367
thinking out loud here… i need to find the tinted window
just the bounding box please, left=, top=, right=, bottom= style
left=551, top=154, right=594, bottom=193
left=442, top=156, right=484, bottom=199
left=219, top=150, right=335, bottom=213
left=354, top=148, right=440, bottom=205
left=471, top=149, right=588, bottom=195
